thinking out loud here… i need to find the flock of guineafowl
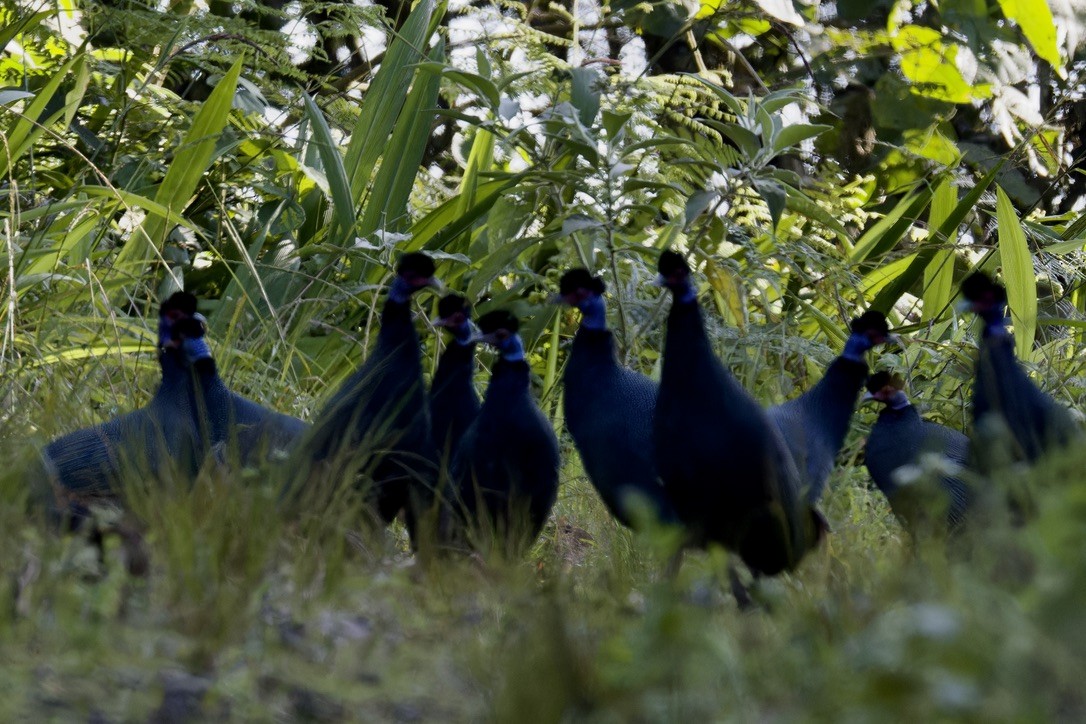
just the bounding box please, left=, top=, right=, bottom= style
left=34, top=249, right=1082, bottom=583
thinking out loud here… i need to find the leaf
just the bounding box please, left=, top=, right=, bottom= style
left=753, top=179, right=786, bottom=230
left=342, top=0, right=440, bottom=207
left=870, top=158, right=1005, bottom=313
left=685, top=190, right=719, bottom=226
left=302, top=94, right=357, bottom=246
left=113, top=57, right=243, bottom=281
left=0, top=90, right=33, bottom=106
left=996, top=186, right=1037, bottom=359
left=850, top=189, right=933, bottom=263
left=996, top=0, right=1064, bottom=76
left=771, top=123, right=831, bottom=156
left=570, top=67, right=603, bottom=127
left=891, top=25, right=991, bottom=103
left=355, top=39, right=446, bottom=279
left=922, top=179, right=957, bottom=322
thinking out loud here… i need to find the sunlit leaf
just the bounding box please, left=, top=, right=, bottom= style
left=996, top=186, right=1037, bottom=359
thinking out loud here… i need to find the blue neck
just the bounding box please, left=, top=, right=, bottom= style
left=182, top=337, right=212, bottom=364
left=577, top=294, right=607, bottom=331
left=979, top=305, right=1010, bottom=339
left=451, top=320, right=476, bottom=346
left=389, top=276, right=414, bottom=304
left=498, top=334, right=525, bottom=362
left=886, top=390, right=910, bottom=410
left=842, top=332, right=874, bottom=363
left=670, top=279, right=697, bottom=304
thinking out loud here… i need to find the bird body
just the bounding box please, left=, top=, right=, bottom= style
left=963, top=273, right=1081, bottom=468
left=42, top=295, right=310, bottom=522
left=864, top=376, right=971, bottom=530
left=654, top=252, right=822, bottom=575
left=429, top=294, right=480, bottom=459
left=559, top=270, right=675, bottom=528
left=302, top=253, right=440, bottom=527
left=450, top=311, right=560, bottom=554
left=768, top=312, right=889, bottom=502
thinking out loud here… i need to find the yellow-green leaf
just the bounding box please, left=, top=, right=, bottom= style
left=996, top=186, right=1037, bottom=359
left=923, top=179, right=957, bottom=322
left=997, top=0, right=1064, bottom=75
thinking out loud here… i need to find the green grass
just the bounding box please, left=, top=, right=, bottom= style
left=2, top=356, right=1086, bottom=723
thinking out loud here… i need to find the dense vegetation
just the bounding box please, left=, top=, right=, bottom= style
left=2, top=0, right=1086, bottom=719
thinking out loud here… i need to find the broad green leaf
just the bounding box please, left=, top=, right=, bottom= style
left=343, top=0, right=441, bottom=207
left=850, top=189, right=933, bottom=262
left=996, top=186, right=1037, bottom=359
left=891, top=25, right=991, bottom=103
left=997, top=0, right=1063, bottom=75
left=870, top=158, right=1005, bottom=312
left=570, top=67, right=603, bottom=127
left=302, top=94, right=357, bottom=246
left=113, top=57, right=243, bottom=280
left=771, top=123, right=831, bottom=156
left=922, top=179, right=957, bottom=321
left=355, top=39, right=446, bottom=279
left=0, top=54, right=85, bottom=180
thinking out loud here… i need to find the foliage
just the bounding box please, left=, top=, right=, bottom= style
left=2, top=0, right=1086, bottom=718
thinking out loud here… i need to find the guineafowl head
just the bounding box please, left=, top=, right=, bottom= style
left=657, top=250, right=690, bottom=286
left=435, top=293, right=475, bottom=343
left=863, top=370, right=909, bottom=408
left=390, top=252, right=440, bottom=302
left=558, top=269, right=605, bottom=304
left=476, top=309, right=524, bottom=361
left=157, top=292, right=211, bottom=363
left=559, top=269, right=608, bottom=329
left=842, top=310, right=892, bottom=361
left=961, top=272, right=1007, bottom=326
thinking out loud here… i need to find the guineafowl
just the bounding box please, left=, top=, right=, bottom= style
left=429, top=294, right=481, bottom=459
left=864, top=371, right=972, bottom=531
left=450, top=310, right=560, bottom=555
left=768, top=311, right=890, bottom=502
left=303, top=252, right=441, bottom=530
left=41, top=293, right=206, bottom=524
left=962, top=272, right=1080, bottom=468
left=654, top=250, right=825, bottom=575
left=559, top=268, right=676, bottom=528
left=171, top=312, right=309, bottom=466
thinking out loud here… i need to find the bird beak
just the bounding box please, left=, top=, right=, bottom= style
left=548, top=292, right=564, bottom=305
left=861, top=390, right=877, bottom=404
left=955, top=299, right=973, bottom=314
left=427, top=277, right=446, bottom=293
left=653, top=274, right=667, bottom=287
left=887, top=333, right=902, bottom=346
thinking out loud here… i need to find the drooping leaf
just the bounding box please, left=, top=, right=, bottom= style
left=922, top=179, right=958, bottom=322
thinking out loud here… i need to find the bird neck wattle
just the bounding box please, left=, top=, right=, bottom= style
left=577, top=295, right=607, bottom=331
left=842, top=332, right=874, bottom=362
left=497, top=334, right=526, bottom=363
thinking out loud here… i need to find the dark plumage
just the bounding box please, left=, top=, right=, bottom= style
left=429, top=294, right=480, bottom=457
left=41, top=293, right=310, bottom=523
left=450, top=309, right=560, bottom=554
left=42, top=294, right=209, bottom=524
left=654, top=251, right=824, bottom=575
left=864, top=372, right=972, bottom=531
left=559, top=268, right=676, bottom=527
left=302, top=252, right=441, bottom=529
left=172, top=315, right=310, bottom=465
left=963, top=272, right=1080, bottom=467
left=768, top=310, right=889, bottom=502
